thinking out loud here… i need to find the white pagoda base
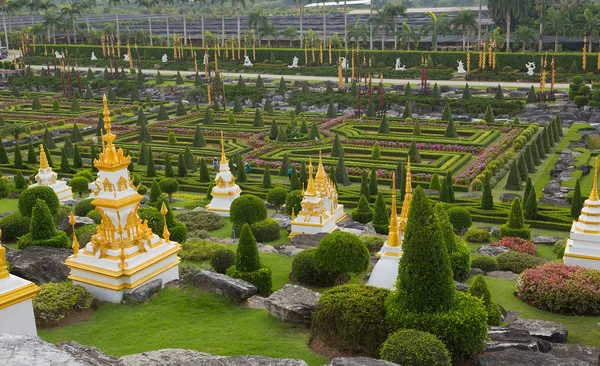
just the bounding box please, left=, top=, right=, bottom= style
left=0, top=275, right=40, bottom=336
left=205, top=186, right=241, bottom=217
left=368, top=242, right=403, bottom=290
left=66, top=235, right=180, bottom=303
left=289, top=205, right=345, bottom=237
left=30, top=180, right=73, bottom=202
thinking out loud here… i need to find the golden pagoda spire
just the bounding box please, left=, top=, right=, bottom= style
left=387, top=172, right=401, bottom=248
left=39, top=144, right=49, bottom=169
left=305, top=158, right=316, bottom=196
left=590, top=156, right=599, bottom=201
left=94, top=95, right=130, bottom=170
left=102, top=94, right=114, bottom=146
left=220, top=131, right=227, bottom=165
left=315, top=151, right=326, bottom=181
left=0, top=230, right=8, bottom=279
left=161, top=202, right=171, bottom=242
left=69, top=212, right=79, bottom=258
left=400, top=157, right=412, bottom=219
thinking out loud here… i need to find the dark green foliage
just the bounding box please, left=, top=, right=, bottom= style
left=130, top=88, right=139, bottom=102
left=326, top=81, right=334, bottom=94
left=227, top=224, right=272, bottom=295
left=164, top=155, right=174, bottom=178
left=441, top=102, right=452, bottom=122
left=408, top=140, right=421, bottom=163
left=371, top=142, right=381, bottom=159
left=269, top=121, right=279, bottom=140
left=366, top=102, right=376, bottom=117
left=369, top=168, right=379, bottom=197
left=149, top=180, right=163, bottom=203
left=444, top=118, right=458, bottom=138
left=446, top=206, right=472, bottom=234
left=87, top=68, right=95, bottom=80
left=371, top=192, right=389, bottom=235
left=360, top=170, right=370, bottom=200
left=542, top=127, right=552, bottom=153
left=0, top=213, right=30, bottom=241
left=253, top=108, right=264, bottom=127
left=14, top=171, right=27, bottom=190
left=210, top=249, right=236, bottom=274
left=518, top=154, right=528, bottom=182
left=295, top=101, right=304, bottom=115
left=71, top=123, right=83, bottom=143
left=262, top=166, right=272, bottom=188
left=300, top=120, right=309, bottom=134
left=504, top=161, right=522, bottom=190
left=380, top=330, right=451, bottom=366
left=159, top=178, right=180, bottom=202
left=535, top=135, right=547, bottom=159
left=146, top=147, right=156, bottom=177
left=471, top=256, right=499, bottom=272
left=13, top=142, right=23, bottom=169
left=69, top=176, right=90, bottom=197
left=432, top=83, right=440, bottom=98
left=404, top=82, right=413, bottom=96
left=155, top=71, right=164, bottom=84
left=500, top=198, right=531, bottom=240
left=250, top=218, right=281, bottom=242
left=571, top=179, right=584, bottom=219
left=335, top=156, right=351, bottom=186
left=481, top=176, right=494, bottom=210
left=17, top=199, right=68, bottom=249
left=351, top=195, right=373, bottom=223
left=73, top=146, right=83, bottom=168
left=292, top=248, right=335, bottom=286
left=289, top=167, right=300, bottom=190
left=192, top=126, right=206, bottom=147
left=523, top=177, right=533, bottom=205
left=184, top=146, right=196, bottom=172
left=523, top=188, right=538, bottom=220
left=264, top=98, right=273, bottom=114
left=266, top=187, right=288, bottom=212
left=462, top=83, right=472, bottom=100
left=96, top=115, right=104, bottom=137
left=526, top=85, right=537, bottom=103
left=176, top=99, right=186, bottom=116
left=484, top=105, right=495, bottom=124
left=331, top=134, right=344, bottom=157
left=277, top=126, right=288, bottom=142
left=230, top=194, right=267, bottom=231
left=138, top=122, right=152, bottom=143
left=59, top=147, right=71, bottom=173
left=32, top=97, right=42, bottom=110
left=175, top=71, right=184, bottom=85
left=236, top=155, right=247, bottom=182
left=199, top=157, right=210, bottom=182
left=302, top=81, right=309, bottom=93
left=413, top=120, right=421, bottom=136
left=256, top=75, right=264, bottom=88
left=43, top=128, right=56, bottom=149
left=393, top=161, right=406, bottom=199
left=329, top=164, right=336, bottom=183
left=378, top=115, right=390, bottom=134
left=285, top=190, right=303, bottom=216
left=497, top=251, right=543, bottom=274
left=530, top=141, right=541, bottom=165
left=327, top=101, right=336, bottom=118
left=309, top=122, right=321, bottom=140
left=299, top=162, right=308, bottom=188
left=0, top=141, right=8, bottom=164
left=157, top=103, right=169, bottom=121
left=279, top=153, right=291, bottom=176
left=107, top=88, right=117, bottom=102
left=430, top=173, right=441, bottom=191
left=278, top=77, right=287, bottom=94
left=525, top=145, right=536, bottom=172
left=64, top=137, right=74, bottom=158
left=494, top=85, right=504, bottom=100
left=233, top=97, right=243, bottom=113
left=177, top=152, right=188, bottom=177
left=401, top=101, right=413, bottom=119
left=314, top=232, right=369, bottom=278
left=90, top=145, right=96, bottom=172
left=138, top=142, right=148, bottom=165
left=70, top=98, right=81, bottom=112
left=468, top=275, right=502, bottom=326
left=203, top=108, right=214, bottom=125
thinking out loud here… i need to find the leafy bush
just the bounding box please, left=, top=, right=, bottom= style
left=446, top=206, right=472, bottom=233
left=73, top=198, right=95, bottom=217
left=497, top=251, right=543, bottom=274
left=464, top=228, right=491, bottom=243
left=471, top=256, right=499, bottom=273
left=230, top=194, right=267, bottom=233
left=17, top=199, right=68, bottom=249
left=86, top=210, right=102, bottom=224
left=250, top=218, right=281, bottom=242
left=169, top=221, right=188, bottom=243
left=179, top=240, right=222, bottom=261
left=18, top=186, right=60, bottom=216
left=469, top=275, right=502, bottom=326
left=74, top=225, right=97, bottom=245
left=352, top=195, right=373, bottom=223
left=0, top=213, right=30, bottom=241
left=314, top=232, right=369, bottom=280
left=285, top=190, right=303, bottom=215
left=312, top=284, right=391, bottom=357
left=500, top=198, right=531, bottom=240
left=450, top=239, right=471, bottom=282
left=291, top=248, right=335, bottom=286
left=33, top=282, right=94, bottom=327
left=493, top=237, right=537, bottom=255
left=553, top=239, right=567, bottom=259
left=227, top=224, right=272, bottom=296
left=360, top=234, right=385, bottom=252
left=175, top=210, right=225, bottom=232
left=517, top=264, right=600, bottom=315
left=380, top=330, right=451, bottom=366
left=227, top=265, right=272, bottom=296
left=210, top=248, right=236, bottom=274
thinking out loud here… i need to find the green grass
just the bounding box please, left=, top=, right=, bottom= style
left=465, top=276, right=600, bottom=347
left=38, top=287, right=328, bottom=365
left=0, top=199, right=19, bottom=214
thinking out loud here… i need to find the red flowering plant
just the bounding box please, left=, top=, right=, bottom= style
left=492, top=237, right=537, bottom=255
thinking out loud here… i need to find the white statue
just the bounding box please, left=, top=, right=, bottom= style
left=339, top=57, right=348, bottom=70
left=526, top=62, right=536, bottom=76
left=243, top=55, right=253, bottom=67
left=162, top=54, right=168, bottom=63
left=288, top=56, right=299, bottom=68
left=55, top=51, right=63, bottom=59
left=394, top=58, right=406, bottom=71
left=123, top=53, right=129, bottom=62
left=90, top=52, right=97, bottom=61
left=457, top=60, right=466, bottom=74
left=203, top=53, right=209, bottom=65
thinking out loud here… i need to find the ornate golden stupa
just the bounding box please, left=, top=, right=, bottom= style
left=29, top=144, right=73, bottom=202
left=65, top=95, right=181, bottom=303
left=205, top=131, right=241, bottom=216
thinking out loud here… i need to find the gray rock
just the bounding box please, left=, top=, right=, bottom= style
left=289, top=232, right=328, bottom=248
left=257, top=244, right=279, bottom=254
left=270, top=213, right=291, bottom=231
left=5, top=246, right=72, bottom=284
left=477, top=349, right=590, bottom=366
left=454, top=280, right=469, bottom=292
left=424, top=189, right=439, bottom=196
left=499, top=193, right=522, bottom=203
left=329, top=358, right=399, bottom=366
left=121, top=349, right=309, bottom=366
left=57, top=216, right=95, bottom=236
left=471, top=268, right=485, bottom=276
left=337, top=217, right=376, bottom=235
left=56, top=341, right=122, bottom=365
left=486, top=326, right=551, bottom=353
left=183, top=270, right=257, bottom=302
left=264, top=284, right=320, bottom=326
left=487, top=271, right=519, bottom=281
left=549, top=343, right=600, bottom=364
left=477, top=245, right=511, bottom=257
left=532, top=235, right=564, bottom=245
left=461, top=192, right=481, bottom=199
left=246, top=295, right=267, bottom=309
left=122, top=279, right=162, bottom=304
left=276, top=245, right=304, bottom=257
left=509, top=318, right=569, bottom=343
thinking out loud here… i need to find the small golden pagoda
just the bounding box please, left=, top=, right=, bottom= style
left=29, top=144, right=73, bottom=202
left=205, top=131, right=242, bottom=216
left=65, top=95, right=181, bottom=303
left=565, top=156, right=600, bottom=270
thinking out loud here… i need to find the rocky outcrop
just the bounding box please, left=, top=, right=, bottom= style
left=477, top=245, right=511, bottom=257
left=532, top=235, right=564, bottom=245
left=289, top=233, right=328, bottom=249
left=56, top=341, right=122, bottom=366
left=122, top=279, right=162, bottom=304
left=487, top=271, right=519, bottom=281
left=264, top=284, right=320, bottom=326
left=337, top=217, right=376, bottom=235
left=499, top=193, right=522, bottom=203
left=121, top=349, right=309, bottom=366
left=270, top=213, right=291, bottom=231
left=183, top=270, right=257, bottom=302
left=508, top=318, right=568, bottom=343
left=329, top=358, right=399, bottom=366
left=275, top=245, right=304, bottom=257
left=454, top=281, right=469, bottom=292
left=57, top=216, right=95, bottom=236
left=541, top=148, right=582, bottom=206
left=477, top=349, right=591, bottom=366
left=5, top=246, right=72, bottom=284
left=486, top=327, right=551, bottom=353
left=549, top=343, right=600, bottom=364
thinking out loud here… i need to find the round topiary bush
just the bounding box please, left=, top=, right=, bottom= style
left=464, top=228, right=491, bottom=243
left=210, top=248, right=236, bottom=274
left=553, top=239, right=567, bottom=259
left=85, top=210, right=102, bottom=224
left=291, top=248, right=336, bottom=286
left=468, top=275, right=502, bottom=326
left=450, top=239, right=471, bottom=282
left=517, top=264, right=600, bottom=315
left=493, top=237, right=537, bottom=255
left=18, top=186, right=60, bottom=217
left=74, top=225, right=97, bottom=245
left=230, top=194, right=267, bottom=233
left=0, top=213, right=30, bottom=241
left=446, top=206, right=472, bottom=234
left=380, top=329, right=451, bottom=366
left=175, top=210, right=225, bottom=232
left=471, top=256, right=499, bottom=273
left=360, top=234, right=385, bottom=252
left=314, top=232, right=370, bottom=282
left=250, top=218, right=281, bottom=242
left=33, top=282, right=94, bottom=327
left=312, top=284, right=391, bottom=357
left=285, top=190, right=303, bottom=215
left=497, top=251, right=543, bottom=274
left=73, top=198, right=96, bottom=217
left=179, top=240, right=222, bottom=261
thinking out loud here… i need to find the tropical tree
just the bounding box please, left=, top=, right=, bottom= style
left=383, top=3, right=406, bottom=50
left=370, top=9, right=393, bottom=50
left=7, top=0, right=25, bottom=28
left=422, top=11, right=450, bottom=51
left=2, top=123, right=31, bottom=140
left=577, top=7, right=600, bottom=52
left=195, top=0, right=207, bottom=46
left=477, top=0, right=483, bottom=49
left=108, top=0, right=127, bottom=37
left=512, top=25, right=536, bottom=51
left=452, top=8, right=477, bottom=51
left=215, top=0, right=227, bottom=46
left=186, top=85, right=207, bottom=109
left=368, top=0, right=373, bottom=49
left=346, top=19, right=368, bottom=49
left=488, top=0, right=531, bottom=51
left=544, top=7, right=569, bottom=52
left=204, top=30, right=219, bottom=47
left=179, top=0, right=189, bottom=44
left=283, top=25, right=298, bottom=46
left=327, top=31, right=343, bottom=48
left=161, top=0, right=174, bottom=45
left=397, top=21, right=420, bottom=50
left=135, top=0, right=159, bottom=46
left=78, top=0, right=96, bottom=32
left=259, top=19, right=278, bottom=46
left=26, top=0, right=38, bottom=25
left=293, top=0, right=307, bottom=48
left=249, top=8, right=267, bottom=34
left=43, top=11, right=59, bottom=43
left=60, top=1, right=81, bottom=44
left=535, top=0, right=549, bottom=51
left=1, top=0, right=10, bottom=49
left=234, top=0, right=253, bottom=55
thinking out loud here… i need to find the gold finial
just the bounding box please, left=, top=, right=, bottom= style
left=590, top=156, right=599, bottom=201
left=315, top=151, right=326, bottom=182
left=220, top=131, right=227, bottom=165
left=387, top=172, right=401, bottom=248
left=291, top=207, right=296, bottom=220
left=0, top=230, right=9, bottom=279
left=39, top=144, right=49, bottom=169
left=69, top=212, right=79, bottom=257
left=305, top=158, right=316, bottom=196
left=400, top=157, right=413, bottom=220
left=160, top=202, right=171, bottom=242
left=102, top=94, right=113, bottom=143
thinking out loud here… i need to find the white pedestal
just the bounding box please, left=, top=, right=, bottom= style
left=368, top=242, right=403, bottom=290
left=0, top=275, right=40, bottom=336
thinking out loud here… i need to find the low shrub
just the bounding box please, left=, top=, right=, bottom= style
left=291, top=248, right=336, bottom=286
left=314, top=232, right=370, bottom=281
left=450, top=240, right=471, bottom=282
left=446, top=207, right=472, bottom=234
left=33, top=282, right=94, bottom=327
left=380, top=329, right=451, bottom=366
left=179, top=240, right=222, bottom=261
left=493, top=237, right=537, bottom=255
left=85, top=210, right=102, bottom=224
left=312, top=284, right=391, bottom=357
left=74, top=225, right=97, bottom=245
left=17, top=231, right=69, bottom=249
left=471, top=256, right=499, bottom=273
left=553, top=239, right=567, bottom=259
left=497, top=251, right=543, bottom=274
left=250, top=218, right=281, bottom=242
left=464, top=228, right=491, bottom=243
left=360, top=234, right=385, bottom=252
left=210, top=248, right=236, bottom=274
left=73, top=198, right=95, bottom=217
left=0, top=213, right=30, bottom=241
left=175, top=210, right=225, bottom=232
left=18, top=186, right=60, bottom=216
left=230, top=194, right=267, bottom=233
left=227, top=266, right=272, bottom=296
left=53, top=205, right=72, bottom=226
left=169, top=221, right=188, bottom=243
left=517, top=264, right=600, bottom=315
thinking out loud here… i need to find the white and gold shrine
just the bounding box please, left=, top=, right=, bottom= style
left=205, top=132, right=242, bottom=217
left=65, top=96, right=181, bottom=303
left=565, top=156, right=600, bottom=270
left=368, top=158, right=412, bottom=289
left=0, top=232, right=40, bottom=336
left=289, top=154, right=345, bottom=237
left=29, top=145, right=73, bottom=202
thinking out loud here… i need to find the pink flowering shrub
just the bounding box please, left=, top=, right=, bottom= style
left=493, top=237, right=537, bottom=255
left=517, top=264, right=600, bottom=315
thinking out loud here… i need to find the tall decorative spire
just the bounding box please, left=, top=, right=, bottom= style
left=94, top=95, right=130, bottom=170
left=0, top=230, right=8, bottom=280
left=315, top=151, right=326, bottom=181
left=220, top=131, right=227, bottom=165
left=39, top=144, right=49, bottom=169
left=305, top=158, right=316, bottom=196
left=590, top=156, right=599, bottom=201
left=400, top=157, right=412, bottom=219
left=387, top=172, right=401, bottom=247
left=161, top=202, right=171, bottom=242
left=102, top=94, right=115, bottom=148
left=69, top=212, right=80, bottom=258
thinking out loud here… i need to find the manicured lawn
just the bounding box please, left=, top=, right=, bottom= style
left=0, top=199, right=19, bottom=215
left=465, top=276, right=600, bottom=347
left=39, top=288, right=328, bottom=365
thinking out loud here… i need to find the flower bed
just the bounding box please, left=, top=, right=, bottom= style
left=492, top=237, right=537, bottom=255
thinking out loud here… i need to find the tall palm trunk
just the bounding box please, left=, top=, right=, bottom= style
left=221, top=5, right=225, bottom=46
left=73, top=19, right=77, bottom=44
left=2, top=11, right=8, bottom=51
left=344, top=0, right=347, bottom=48
left=200, top=10, right=205, bottom=47
left=322, top=5, right=326, bottom=41
left=462, top=32, right=466, bottom=51
left=505, top=12, right=511, bottom=51
left=86, top=10, right=90, bottom=32
left=182, top=1, right=187, bottom=45
left=538, top=18, right=543, bottom=51
left=300, top=4, right=303, bottom=48
left=554, top=32, right=558, bottom=52
left=164, top=1, right=170, bottom=46
left=589, top=34, right=592, bottom=52
left=20, top=14, right=23, bottom=27
left=30, top=12, right=33, bottom=25
left=477, top=0, right=481, bottom=50
left=236, top=0, right=241, bottom=50
left=381, top=28, right=384, bottom=50
left=369, top=0, right=373, bottom=50
left=53, top=26, right=56, bottom=44
left=394, top=19, right=397, bottom=50
left=115, top=7, right=120, bottom=35
left=67, top=29, right=71, bottom=44
left=148, top=10, right=153, bottom=46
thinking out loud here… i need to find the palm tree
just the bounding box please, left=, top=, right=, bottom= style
left=422, top=11, right=450, bottom=51
left=234, top=0, right=253, bottom=54
left=249, top=9, right=267, bottom=34
left=302, top=28, right=318, bottom=49
left=26, top=0, right=39, bottom=25
left=186, top=86, right=206, bottom=109
left=346, top=20, right=368, bottom=49
left=259, top=20, right=277, bottom=46
left=544, top=7, right=568, bottom=52
left=7, top=0, right=25, bottom=28
left=535, top=0, right=549, bottom=52
left=196, top=0, right=207, bottom=46
left=283, top=25, right=298, bottom=46
left=214, top=0, right=227, bottom=46
left=108, top=0, right=128, bottom=36
left=293, top=0, right=307, bottom=48
left=204, top=30, right=219, bottom=47
left=370, top=9, right=392, bottom=50
left=61, top=1, right=81, bottom=44
left=79, top=0, right=96, bottom=33
left=512, top=25, right=536, bottom=50
left=179, top=0, right=189, bottom=45
left=452, top=9, right=477, bottom=51
left=135, top=0, right=159, bottom=46
left=488, top=0, right=530, bottom=51
left=383, top=3, right=406, bottom=50
left=161, top=0, right=173, bottom=46
left=2, top=123, right=31, bottom=141
left=1, top=0, right=9, bottom=49
left=577, top=7, right=600, bottom=52
left=43, top=11, right=58, bottom=43
left=477, top=0, right=482, bottom=50
left=368, top=0, right=373, bottom=49
left=397, top=21, right=420, bottom=50
left=342, top=0, right=347, bottom=48
left=327, top=31, right=343, bottom=48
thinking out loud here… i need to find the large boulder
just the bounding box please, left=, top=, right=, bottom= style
left=477, top=245, right=511, bottom=257
left=275, top=245, right=304, bottom=257
left=532, top=235, right=564, bottom=245
left=329, top=358, right=399, bottom=366
left=508, top=318, right=568, bottom=343
left=5, top=246, right=72, bottom=284
left=486, top=271, right=519, bottom=281
left=120, top=349, right=309, bottom=366
left=549, top=344, right=600, bottom=364
left=183, top=270, right=257, bottom=302
left=56, top=341, right=123, bottom=366
left=477, top=349, right=591, bottom=366
left=336, top=217, right=376, bottom=235
left=122, top=279, right=162, bottom=304
left=270, top=213, right=291, bottom=231
left=289, top=233, right=328, bottom=249
left=486, top=327, right=551, bottom=353
left=57, top=216, right=95, bottom=236
left=499, top=193, right=522, bottom=203
left=264, top=284, right=320, bottom=326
